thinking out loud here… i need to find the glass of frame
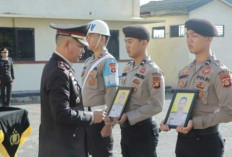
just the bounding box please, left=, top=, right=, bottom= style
left=107, top=86, right=133, bottom=119
left=164, top=89, right=199, bottom=128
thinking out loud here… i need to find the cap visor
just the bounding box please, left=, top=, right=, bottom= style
left=78, top=39, right=89, bottom=47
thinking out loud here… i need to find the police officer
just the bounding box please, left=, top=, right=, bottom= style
left=39, top=23, right=105, bottom=157
left=160, top=18, right=232, bottom=157
left=81, top=20, right=119, bottom=157
left=0, top=48, right=14, bottom=106
left=115, top=25, right=165, bottom=157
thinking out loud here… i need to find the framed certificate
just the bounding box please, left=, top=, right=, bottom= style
left=107, top=86, right=133, bottom=119
left=164, top=89, right=199, bottom=128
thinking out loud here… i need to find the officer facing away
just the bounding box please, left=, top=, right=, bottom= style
left=115, top=25, right=165, bottom=157
left=160, top=18, right=232, bottom=157
left=81, top=20, right=119, bottom=157
left=0, top=48, right=14, bottom=106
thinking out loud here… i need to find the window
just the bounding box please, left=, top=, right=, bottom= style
left=80, top=30, right=119, bottom=60
left=0, top=27, right=35, bottom=61
left=107, top=30, right=119, bottom=60
left=170, top=25, right=185, bottom=37
left=215, top=25, right=224, bottom=37
left=152, top=27, right=165, bottom=39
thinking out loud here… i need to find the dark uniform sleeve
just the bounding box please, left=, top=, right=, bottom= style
left=10, top=59, right=14, bottom=80
left=193, top=69, right=232, bottom=129
left=47, top=69, right=93, bottom=127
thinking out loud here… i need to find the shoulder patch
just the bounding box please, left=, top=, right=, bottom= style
left=103, top=58, right=119, bottom=87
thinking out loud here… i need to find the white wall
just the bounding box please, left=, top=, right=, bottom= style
left=143, top=15, right=192, bottom=87
left=142, top=0, right=232, bottom=88
left=190, top=0, right=232, bottom=69
left=0, top=17, right=132, bottom=91
left=0, top=0, right=140, bottom=19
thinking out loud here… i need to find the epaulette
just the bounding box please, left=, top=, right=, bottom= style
left=84, top=57, right=92, bottom=65
left=57, top=61, right=70, bottom=71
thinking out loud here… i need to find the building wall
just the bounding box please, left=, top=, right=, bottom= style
left=0, top=0, right=140, bottom=18
left=190, top=0, right=232, bottom=69
left=143, top=15, right=191, bottom=87
left=142, top=0, right=232, bottom=88
left=0, top=17, right=132, bottom=91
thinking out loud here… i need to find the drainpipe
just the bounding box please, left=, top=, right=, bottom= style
left=132, top=0, right=140, bottom=17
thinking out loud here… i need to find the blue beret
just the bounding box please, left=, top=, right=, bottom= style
left=123, top=25, right=150, bottom=41
left=185, top=19, right=218, bottom=37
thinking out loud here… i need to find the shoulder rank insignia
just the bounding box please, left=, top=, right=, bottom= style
left=58, top=61, right=65, bottom=70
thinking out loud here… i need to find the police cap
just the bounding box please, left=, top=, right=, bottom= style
left=123, top=25, right=150, bottom=42
left=185, top=18, right=218, bottom=37
left=50, top=23, right=90, bottom=46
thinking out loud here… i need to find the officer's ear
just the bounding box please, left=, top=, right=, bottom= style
left=207, top=37, right=213, bottom=44
left=141, top=40, right=148, bottom=46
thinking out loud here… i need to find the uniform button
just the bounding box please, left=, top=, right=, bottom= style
left=73, top=133, right=76, bottom=138
left=76, top=97, right=80, bottom=104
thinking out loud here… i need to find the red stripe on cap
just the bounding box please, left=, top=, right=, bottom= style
left=57, top=30, right=85, bottom=37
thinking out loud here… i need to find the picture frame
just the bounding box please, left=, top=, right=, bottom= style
left=107, top=86, right=133, bottom=119
left=164, top=89, right=199, bottom=128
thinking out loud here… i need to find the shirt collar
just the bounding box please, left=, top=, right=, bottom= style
left=93, top=48, right=108, bottom=60
left=55, top=51, right=73, bottom=67
left=2, top=57, right=8, bottom=60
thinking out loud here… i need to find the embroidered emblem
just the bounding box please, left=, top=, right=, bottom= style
left=152, top=77, right=161, bottom=89
left=140, top=67, right=146, bottom=74
left=196, top=82, right=205, bottom=90
left=202, top=67, right=211, bottom=75
left=182, top=68, right=190, bottom=74
left=133, top=79, right=140, bottom=85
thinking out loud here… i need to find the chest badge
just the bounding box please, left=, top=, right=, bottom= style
left=140, top=67, right=146, bottom=74
left=89, top=77, right=94, bottom=85
left=182, top=68, right=190, bottom=74
left=133, top=79, right=140, bottom=85
left=202, top=67, right=211, bottom=75
left=178, top=80, right=185, bottom=88
left=124, top=67, right=129, bottom=71
left=196, top=82, right=205, bottom=89
left=89, top=71, right=94, bottom=76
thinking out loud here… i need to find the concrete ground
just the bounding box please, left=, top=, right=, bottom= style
left=10, top=94, right=232, bottom=157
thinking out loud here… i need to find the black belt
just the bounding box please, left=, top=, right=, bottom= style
left=120, top=118, right=153, bottom=128
left=179, top=125, right=219, bottom=137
